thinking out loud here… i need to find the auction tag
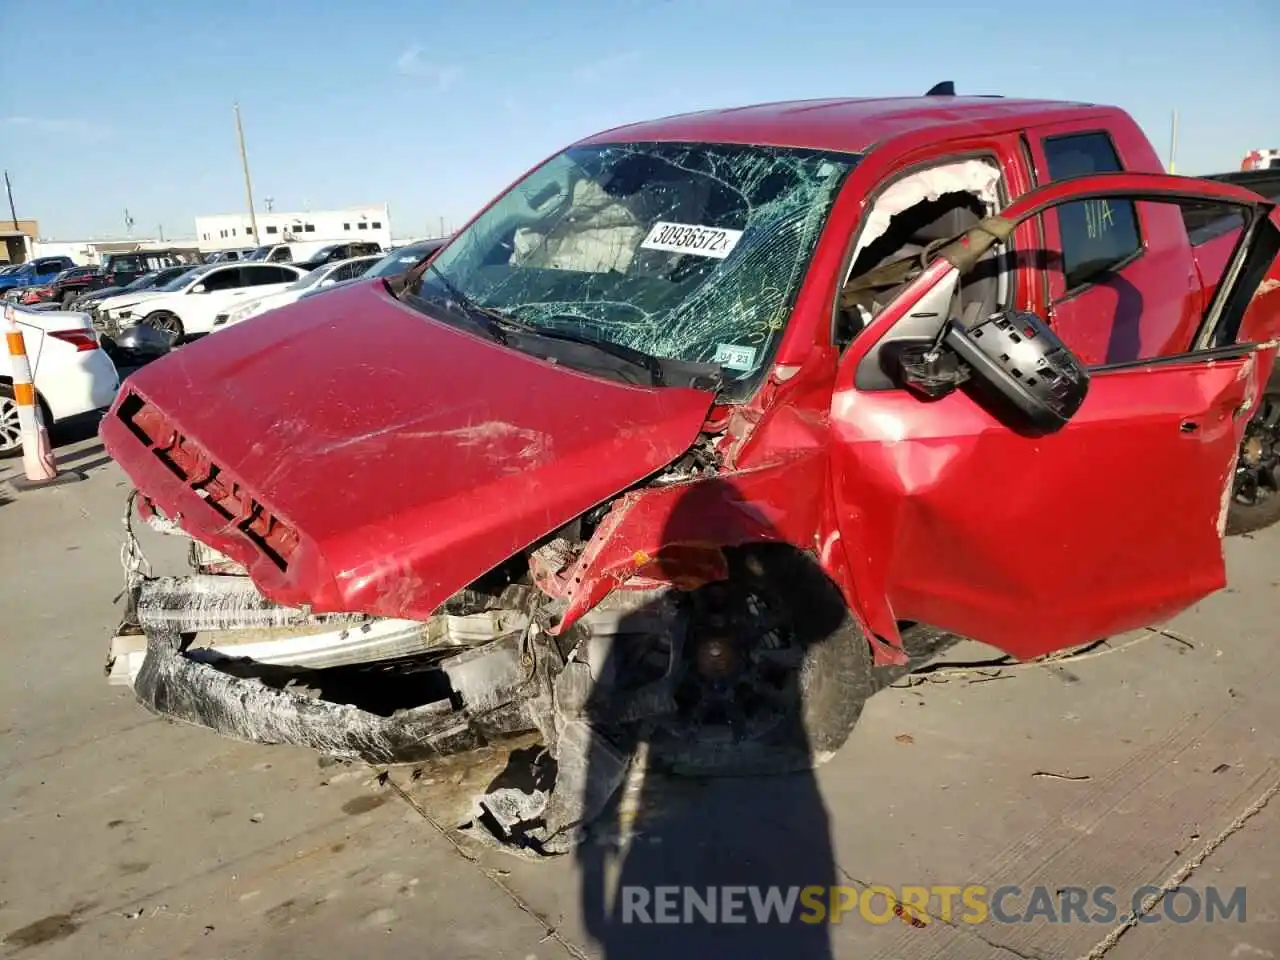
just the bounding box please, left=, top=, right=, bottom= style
left=713, top=343, right=757, bottom=371
left=640, top=221, right=744, bottom=259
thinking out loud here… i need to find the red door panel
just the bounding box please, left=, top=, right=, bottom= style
left=829, top=353, right=1261, bottom=659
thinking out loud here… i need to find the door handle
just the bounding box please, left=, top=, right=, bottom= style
left=1180, top=420, right=1200, bottom=434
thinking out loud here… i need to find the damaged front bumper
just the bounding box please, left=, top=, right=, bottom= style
left=106, top=514, right=679, bottom=771
left=115, top=615, right=539, bottom=765
left=105, top=494, right=696, bottom=852
left=108, top=547, right=546, bottom=765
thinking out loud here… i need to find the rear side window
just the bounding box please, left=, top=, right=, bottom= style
left=202, top=268, right=244, bottom=292
left=1043, top=133, right=1142, bottom=291
left=245, top=265, right=296, bottom=285
left=109, top=254, right=145, bottom=273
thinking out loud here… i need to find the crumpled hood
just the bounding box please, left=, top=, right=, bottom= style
left=100, top=280, right=716, bottom=619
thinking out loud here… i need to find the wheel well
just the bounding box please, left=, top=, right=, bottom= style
left=720, top=542, right=852, bottom=624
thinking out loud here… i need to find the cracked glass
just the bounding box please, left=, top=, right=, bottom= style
left=412, top=142, right=858, bottom=388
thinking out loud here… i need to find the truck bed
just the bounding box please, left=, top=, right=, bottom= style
left=1182, top=170, right=1280, bottom=243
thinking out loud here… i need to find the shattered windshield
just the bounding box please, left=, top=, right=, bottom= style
left=407, top=142, right=857, bottom=388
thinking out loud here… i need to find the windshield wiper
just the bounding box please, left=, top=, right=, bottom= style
left=399, top=261, right=516, bottom=345
left=424, top=261, right=512, bottom=323
left=490, top=313, right=668, bottom=386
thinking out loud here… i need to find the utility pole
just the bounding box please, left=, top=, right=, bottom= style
left=234, top=103, right=260, bottom=244
left=4, top=171, right=18, bottom=230
left=1168, top=109, right=1179, bottom=175
left=158, top=223, right=165, bottom=242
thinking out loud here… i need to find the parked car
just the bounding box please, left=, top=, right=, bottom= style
left=0, top=257, right=76, bottom=295
left=25, top=266, right=102, bottom=306
left=291, top=241, right=384, bottom=272
left=10, top=283, right=55, bottom=305
left=96, top=262, right=307, bottom=343
left=213, top=255, right=381, bottom=329
left=1, top=304, right=120, bottom=457
left=72, top=264, right=200, bottom=314
left=99, top=88, right=1280, bottom=853
left=362, top=238, right=447, bottom=279
left=44, top=265, right=107, bottom=305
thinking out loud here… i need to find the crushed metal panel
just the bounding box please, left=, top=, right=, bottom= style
left=131, top=626, right=536, bottom=765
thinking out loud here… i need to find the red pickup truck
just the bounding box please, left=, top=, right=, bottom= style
left=101, top=88, right=1280, bottom=850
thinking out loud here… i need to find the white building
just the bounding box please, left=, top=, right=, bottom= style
left=194, top=205, right=392, bottom=253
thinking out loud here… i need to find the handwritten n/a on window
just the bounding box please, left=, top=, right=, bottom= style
left=1083, top=199, right=1116, bottom=239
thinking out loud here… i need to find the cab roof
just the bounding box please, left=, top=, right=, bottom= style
left=578, top=96, right=1120, bottom=156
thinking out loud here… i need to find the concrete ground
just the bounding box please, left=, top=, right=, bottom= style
left=1, top=418, right=1277, bottom=960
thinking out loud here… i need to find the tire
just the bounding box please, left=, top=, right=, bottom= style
left=1226, top=377, right=1280, bottom=536
left=141, top=310, right=184, bottom=345
left=643, top=547, right=874, bottom=776
left=0, top=384, right=21, bottom=459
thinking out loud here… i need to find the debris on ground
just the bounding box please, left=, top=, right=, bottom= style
left=455, top=721, right=633, bottom=857
left=888, top=627, right=1187, bottom=690
left=1031, top=771, right=1092, bottom=782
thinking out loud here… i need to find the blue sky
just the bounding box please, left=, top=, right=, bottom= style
left=1, top=0, right=1276, bottom=241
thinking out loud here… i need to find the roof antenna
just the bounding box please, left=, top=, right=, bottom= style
left=925, top=81, right=956, bottom=96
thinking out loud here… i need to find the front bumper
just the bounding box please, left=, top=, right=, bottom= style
left=91, top=308, right=132, bottom=338
left=109, top=572, right=540, bottom=765
left=120, top=622, right=535, bottom=764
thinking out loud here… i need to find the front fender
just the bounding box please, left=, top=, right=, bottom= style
left=534, top=455, right=907, bottom=666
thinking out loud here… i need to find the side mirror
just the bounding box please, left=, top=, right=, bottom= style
left=944, top=309, right=1089, bottom=433
left=191, top=283, right=207, bottom=294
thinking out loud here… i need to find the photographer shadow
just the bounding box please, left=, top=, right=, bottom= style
left=569, top=478, right=846, bottom=960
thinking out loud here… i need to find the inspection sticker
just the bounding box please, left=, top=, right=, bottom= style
left=713, top=343, right=758, bottom=371
left=640, top=221, right=744, bottom=259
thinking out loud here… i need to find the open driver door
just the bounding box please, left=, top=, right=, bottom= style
left=828, top=172, right=1280, bottom=660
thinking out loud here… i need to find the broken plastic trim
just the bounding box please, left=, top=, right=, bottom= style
left=130, top=622, right=540, bottom=764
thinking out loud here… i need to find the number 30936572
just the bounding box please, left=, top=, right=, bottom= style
left=641, top=221, right=744, bottom=259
